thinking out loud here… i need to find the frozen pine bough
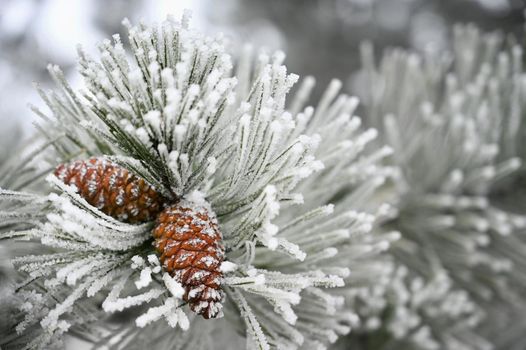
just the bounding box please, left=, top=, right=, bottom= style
left=0, top=15, right=395, bottom=349
left=0, top=122, right=66, bottom=347
left=347, top=24, right=526, bottom=349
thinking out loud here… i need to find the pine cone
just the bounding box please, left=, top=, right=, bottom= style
left=152, top=199, right=225, bottom=319
left=54, top=157, right=165, bottom=224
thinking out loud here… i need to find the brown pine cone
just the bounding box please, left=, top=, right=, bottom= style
left=152, top=199, right=225, bottom=319
left=54, top=157, right=166, bottom=224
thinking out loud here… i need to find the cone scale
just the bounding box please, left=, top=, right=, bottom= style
left=153, top=201, right=225, bottom=319
left=54, top=157, right=165, bottom=224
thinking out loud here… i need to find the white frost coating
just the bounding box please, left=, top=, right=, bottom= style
left=263, top=222, right=279, bottom=236
left=224, top=274, right=266, bottom=286
left=253, top=274, right=266, bottom=286
left=207, top=156, right=217, bottom=174
left=185, top=190, right=208, bottom=206
left=277, top=238, right=306, bottom=261
left=323, top=204, right=335, bottom=215
left=5, top=14, right=402, bottom=350
left=103, top=289, right=165, bottom=313
left=144, top=110, right=162, bottom=136
left=147, top=254, right=160, bottom=266
left=135, top=267, right=153, bottom=289
left=175, top=309, right=190, bottom=330
left=45, top=175, right=152, bottom=251
left=231, top=289, right=270, bottom=350
left=131, top=255, right=145, bottom=269
left=274, top=300, right=298, bottom=325
left=136, top=303, right=168, bottom=328
left=135, top=297, right=189, bottom=330
left=264, top=186, right=280, bottom=218
left=220, top=261, right=238, bottom=273
left=162, top=273, right=185, bottom=299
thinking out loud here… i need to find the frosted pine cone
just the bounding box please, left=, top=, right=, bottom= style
left=152, top=198, right=225, bottom=319
left=54, top=157, right=166, bottom=223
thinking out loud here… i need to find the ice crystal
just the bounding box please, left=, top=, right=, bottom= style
left=0, top=14, right=393, bottom=350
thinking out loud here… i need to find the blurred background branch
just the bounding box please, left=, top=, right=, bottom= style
left=0, top=0, right=523, bottom=129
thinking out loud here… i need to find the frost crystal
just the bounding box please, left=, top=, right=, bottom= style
left=1, top=15, right=391, bottom=350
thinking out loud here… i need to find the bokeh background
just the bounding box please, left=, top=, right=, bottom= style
left=1, top=0, right=524, bottom=133
left=0, top=0, right=525, bottom=348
